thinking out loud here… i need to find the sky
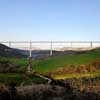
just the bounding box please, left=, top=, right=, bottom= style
left=0, top=0, right=100, bottom=41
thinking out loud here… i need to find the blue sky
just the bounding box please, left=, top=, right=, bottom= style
left=0, top=0, right=100, bottom=41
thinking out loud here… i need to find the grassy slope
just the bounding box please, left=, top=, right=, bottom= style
left=0, top=48, right=100, bottom=73
left=33, top=48, right=100, bottom=73
left=0, top=48, right=100, bottom=82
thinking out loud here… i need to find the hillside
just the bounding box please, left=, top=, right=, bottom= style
left=0, top=44, right=27, bottom=58
left=0, top=46, right=100, bottom=74
left=0, top=46, right=100, bottom=80
left=24, top=49, right=88, bottom=59
left=0, top=47, right=100, bottom=90
left=33, top=48, right=100, bottom=73
left=0, top=43, right=88, bottom=59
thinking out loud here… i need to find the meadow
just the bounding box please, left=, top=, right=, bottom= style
left=0, top=48, right=100, bottom=85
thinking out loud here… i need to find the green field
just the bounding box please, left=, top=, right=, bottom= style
left=1, top=48, right=100, bottom=72
left=32, top=48, right=100, bottom=73
left=0, top=48, right=100, bottom=83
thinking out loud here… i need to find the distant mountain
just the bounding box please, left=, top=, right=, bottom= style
left=29, top=50, right=87, bottom=59
left=0, top=44, right=27, bottom=58
left=56, top=47, right=93, bottom=51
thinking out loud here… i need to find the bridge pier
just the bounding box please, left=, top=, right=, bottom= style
left=27, top=57, right=32, bottom=73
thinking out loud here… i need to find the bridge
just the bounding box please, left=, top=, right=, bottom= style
left=0, top=41, right=100, bottom=90
left=0, top=41, right=100, bottom=57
